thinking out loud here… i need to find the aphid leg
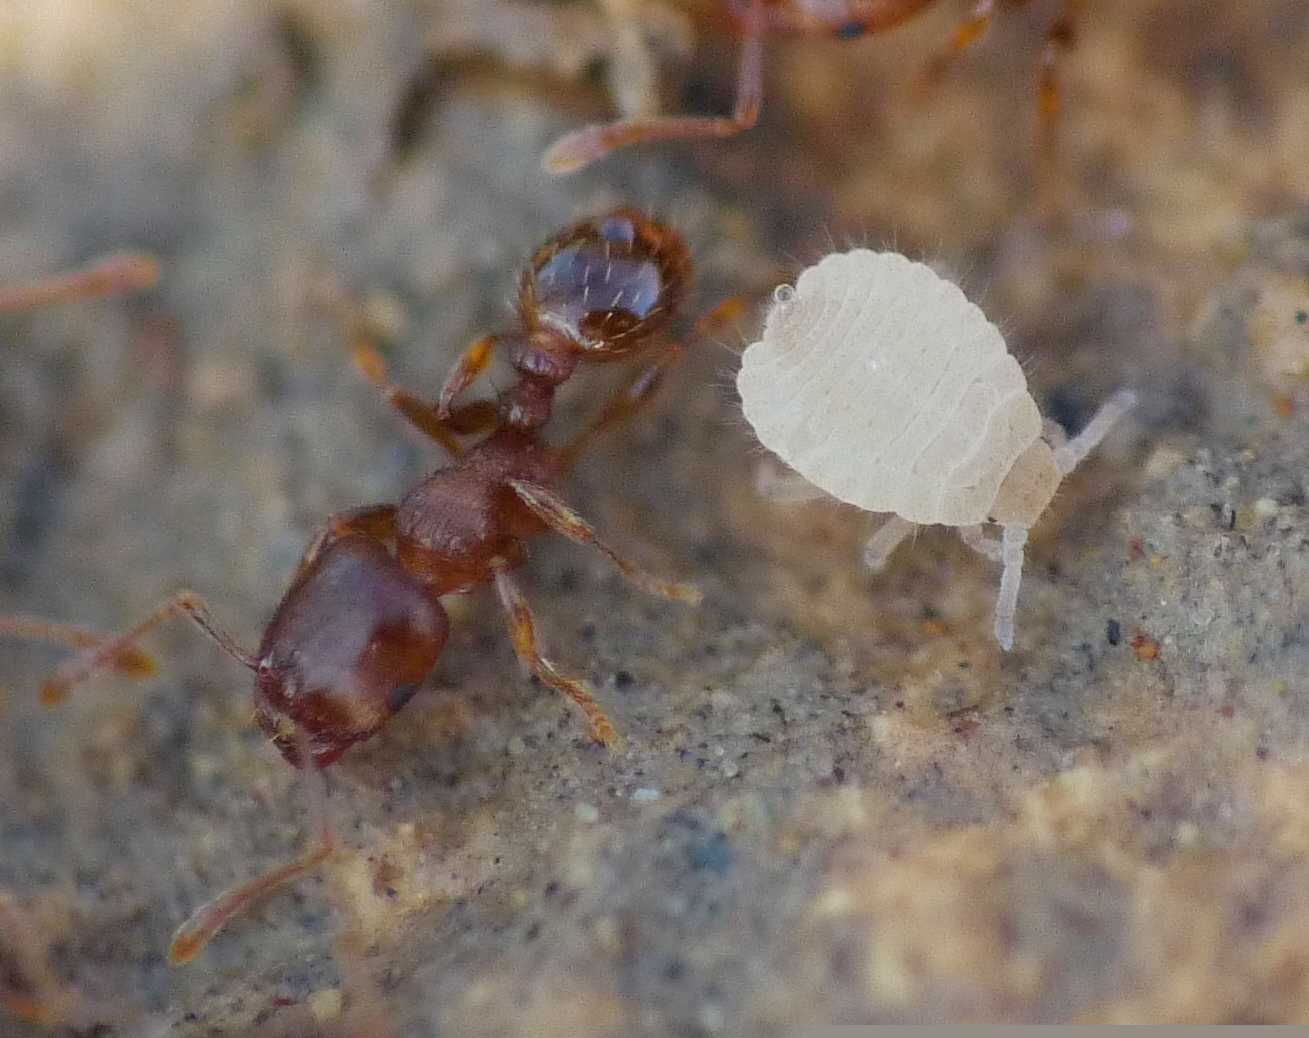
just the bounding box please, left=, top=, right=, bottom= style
left=1052, top=389, right=1136, bottom=475
left=542, top=0, right=765, bottom=173
left=37, top=591, right=256, bottom=707
left=0, top=252, right=159, bottom=313
left=958, top=523, right=1003, bottom=563
left=508, top=479, right=702, bottom=605
left=919, top=0, right=996, bottom=90
left=558, top=344, right=685, bottom=469
left=862, top=516, right=916, bottom=572
left=1041, top=416, right=1068, bottom=450
left=754, top=458, right=827, bottom=504
left=492, top=565, right=620, bottom=748
left=0, top=616, right=157, bottom=680
left=170, top=732, right=334, bottom=964
left=292, top=504, right=398, bottom=581
left=437, top=334, right=501, bottom=417
left=352, top=338, right=498, bottom=454
left=994, top=524, right=1029, bottom=651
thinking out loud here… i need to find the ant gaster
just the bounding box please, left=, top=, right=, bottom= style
left=4, top=209, right=702, bottom=965
left=542, top=0, right=1082, bottom=173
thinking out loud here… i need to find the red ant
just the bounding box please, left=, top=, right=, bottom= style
left=543, top=0, right=1082, bottom=173
left=2, top=209, right=703, bottom=966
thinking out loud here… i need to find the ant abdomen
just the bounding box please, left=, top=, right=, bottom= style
left=520, top=208, right=690, bottom=356
left=254, top=536, right=449, bottom=767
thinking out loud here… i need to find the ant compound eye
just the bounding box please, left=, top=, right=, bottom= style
left=835, top=21, right=867, bottom=40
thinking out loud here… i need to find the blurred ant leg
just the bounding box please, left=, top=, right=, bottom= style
left=38, top=592, right=256, bottom=707
left=170, top=732, right=334, bottom=964
left=508, top=479, right=702, bottom=605
left=352, top=338, right=498, bottom=453
left=863, top=516, right=915, bottom=571
left=542, top=0, right=765, bottom=173
left=492, top=565, right=620, bottom=748
left=0, top=252, right=159, bottom=313
left=437, top=334, right=500, bottom=417
left=0, top=616, right=157, bottom=679
left=558, top=344, right=685, bottom=469
left=727, top=0, right=934, bottom=35
left=919, top=0, right=995, bottom=89
left=1037, top=0, right=1080, bottom=144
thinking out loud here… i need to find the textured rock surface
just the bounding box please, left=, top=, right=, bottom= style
left=2, top=1, right=1309, bottom=1033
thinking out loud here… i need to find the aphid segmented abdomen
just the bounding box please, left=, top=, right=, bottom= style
left=738, top=248, right=1039, bottom=525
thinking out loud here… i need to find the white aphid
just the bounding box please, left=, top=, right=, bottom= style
left=737, top=249, right=1136, bottom=651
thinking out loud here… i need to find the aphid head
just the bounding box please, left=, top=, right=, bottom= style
left=518, top=208, right=689, bottom=359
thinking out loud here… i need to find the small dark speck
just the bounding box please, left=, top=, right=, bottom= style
left=1297, top=309, right=1308, bottom=325
left=894, top=700, right=905, bottom=710
left=832, top=765, right=846, bottom=784
left=1107, top=619, right=1122, bottom=646
left=1257, top=746, right=1269, bottom=760
left=750, top=732, right=772, bottom=744
left=580, top=622, right=596, bottom=642
left=687, top=831, right=734, bottom=875
left=544, top=880, right=560, bottom=898
left=524, top=921, right=541, bottom=941
left=614, top=669, right=635, bottom=688
left=836, top=20, right=866, bottom=39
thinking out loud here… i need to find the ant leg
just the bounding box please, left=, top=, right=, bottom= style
left=994, top=524, right=1029, bottom=651
left=542, top=0, right=765, bottom=173
left=437, top=334, right=500, bottom=417
left=558, top=344, right=685, bottom=469
left=919, top=0, right=996, bottom=89
left=492, top=565, right=620, bottom=748
left=0, top=616, right=157, bottom=680
left=863, top=516, right=915, bottom=571
left=352, top=337, right=499, bottom=453
left=170, top=733, right=333, bottom=964
left=508, top=479, right=702, bottom=605
left=1036, top=1, right=1080, bottom=142
left=958, top=523, right=1003, bottom=562
left=1052, top=389, right=1136, bottom=475
left=0, top=252, right=159, bottom=313
left=37, top=591, right=256, bottom=707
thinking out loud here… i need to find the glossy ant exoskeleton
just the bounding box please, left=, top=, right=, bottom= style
left=2, top=209, right=703, bottom=965
left=542, top=0, right=1082, bottom=172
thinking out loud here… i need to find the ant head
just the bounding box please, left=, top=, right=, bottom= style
left=518, top=208, right=690, bottom=360
left=253, top=536, right=450, bottom=768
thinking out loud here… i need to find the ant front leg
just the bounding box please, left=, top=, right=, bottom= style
left=919, top=0, right=996, bottom=89
left=492, top=565, right=620, bottom=748
left=508, top=479, right=701, bottom=605
left=542, top=0, right=765, bottom=173
left=559, top=343, right=685, bottom=468
left=33, top=591, right=256, bottom=706
left=353, top=336, right=499, bottom=453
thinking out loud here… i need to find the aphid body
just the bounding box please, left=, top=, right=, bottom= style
left=738, top=248, right=1134, bottom=650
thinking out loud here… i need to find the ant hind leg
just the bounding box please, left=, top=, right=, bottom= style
left=492, top=565, right=620, bottom=748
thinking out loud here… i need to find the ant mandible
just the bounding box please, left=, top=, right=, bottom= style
left=543, top=0, right=1081, bottom=173
left=3, top=209, right=702, bottom=965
